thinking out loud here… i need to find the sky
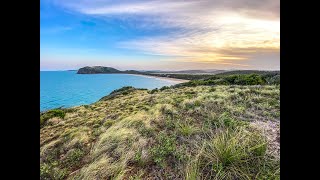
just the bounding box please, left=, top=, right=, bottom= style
left=40, top=0, right=280, bottom=71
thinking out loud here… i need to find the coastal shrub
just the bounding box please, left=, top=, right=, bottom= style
left=63, top=148, right=85, bottom=168
left=150, top=132, right=176, bottom=166
left=149, top=71, right=279, bottom=85
left=93, top=128, right=103, bottom=137
left=40, top=109, right=66, bottom=127
left=82, top=105, right=94, bottom=110
left=149, top=88, right=158, bottom=94
left=62, top=108, right=76, bottom=113
left=101, top=86, right=148, bottom=101
left=40, top=162, right=67, bottom=180
left=40, top=163, right=53, bottom=179
left=103, top=121, right=114, bottom=128
left=100, top=86, right=136, bottom=100
left=113, top=87, right=134, bottom=95
left=160, top=86, right=170, bottom=91
left=209, top=87, right=216, bottom=92
left=92, top=123, right=100, bottom=128
left=266, top=74, right=280, bottom=84
left=172, top=73, right=276, bottom=89
left=222, top=74, right=266, bottom=85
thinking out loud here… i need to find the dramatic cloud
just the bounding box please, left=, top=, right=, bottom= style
left=50, top=0, right=280, bottom=69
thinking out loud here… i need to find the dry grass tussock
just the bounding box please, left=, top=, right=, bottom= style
left=40, top=85, right=280, bottom=179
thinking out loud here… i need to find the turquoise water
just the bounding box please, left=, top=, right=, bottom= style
left=40, top=71, right=180, bottom=111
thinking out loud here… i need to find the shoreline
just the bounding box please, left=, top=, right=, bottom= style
left=72, top=71, right=190, bottom=83
left=128, top=74, right=190, bottom=83
left=40, top=74, right=189, bottom=112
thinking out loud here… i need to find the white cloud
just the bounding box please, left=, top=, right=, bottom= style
left=50, top=0, right=279, bottom=69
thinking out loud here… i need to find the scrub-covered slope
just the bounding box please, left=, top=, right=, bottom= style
left=40, top=84, right=280, bottom=179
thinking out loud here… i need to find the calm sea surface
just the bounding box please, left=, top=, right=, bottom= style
left=40, top=71, right=180, bottom=111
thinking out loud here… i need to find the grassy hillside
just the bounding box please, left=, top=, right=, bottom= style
left=40, top=81, right=280, bottom=179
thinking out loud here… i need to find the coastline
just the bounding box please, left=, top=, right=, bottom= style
left=128, top=74, right=190, bottom=83
left=40, top=73, right=189, bottom=112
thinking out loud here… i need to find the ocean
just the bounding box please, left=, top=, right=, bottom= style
left=40, top=71, right=181, bottom=111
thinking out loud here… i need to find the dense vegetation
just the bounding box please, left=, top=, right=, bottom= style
left=217, top=70, right=280, bottom=76
left=144, top=73, right=216, bottom=80
left=40, top=79, right=280, bottom=179
left=99, top=86, right=147, bottom=101
left=173, top=73, right=280, bottom=88
left=144, top=70, right=280, bottom=81
left=40, top=109, right=66, bottom=127
left=40, top=108, right=77, bottom=127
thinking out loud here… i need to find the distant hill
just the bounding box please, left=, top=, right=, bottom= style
left=142, top=70, right=280, bottom=81
left=145, top=69, right=227, bottom=74
left=216, top=70, right=280, bottom=76
left=76, top=66, right=226, bottom=75
left=77, top=66, right=121, bottom=74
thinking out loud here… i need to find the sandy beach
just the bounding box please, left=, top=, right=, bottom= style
left=129, top=74, right=189, bottom=83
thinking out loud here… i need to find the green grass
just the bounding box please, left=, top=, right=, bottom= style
left=173, top=73, right=280, bottom=89
left=197, top=127, right=278, bottom=179
left=40, top=84, right=280, bottom=179
left=177, top=121, right=199, bottom=137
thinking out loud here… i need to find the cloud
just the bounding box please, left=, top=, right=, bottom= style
left=56, top=0, right=279, bottom=19
left=50, top=0, right=279, bottom=69
left=117, top=18, right=279, bottom=62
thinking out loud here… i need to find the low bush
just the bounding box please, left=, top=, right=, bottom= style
left=40, top=162, right=68, bottom=180
left=40, top=109, right=66, bottom=127
left=103, top=120, right=115, bottom=128
left=63, top=148, right=85, bottom=168
left=173, top=73, right=279, bottom=88
left=160, top=86, right=170, bottom=91
left=149, top=88, right=158, bottom=94
left=100, top=86, right=149, bottom=101
left=150, top=132, right=176, bottom=167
